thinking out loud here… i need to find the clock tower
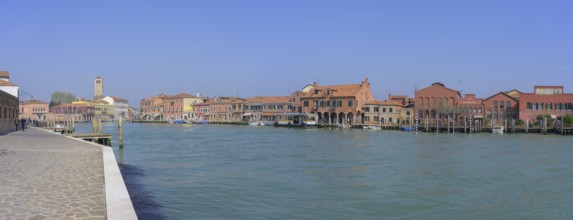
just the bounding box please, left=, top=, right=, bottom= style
left=94, top=76, right=104, bottom=100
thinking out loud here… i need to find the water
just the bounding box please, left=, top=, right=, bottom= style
left=76, top=123, right=573, bottom=219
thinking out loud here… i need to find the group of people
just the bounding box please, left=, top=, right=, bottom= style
left=15, top=118, right=30, bottom=131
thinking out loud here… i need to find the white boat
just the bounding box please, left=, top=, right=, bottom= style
left=492, top=126, right=504, bottom=134
left=249, top=121, right=265, bottom=126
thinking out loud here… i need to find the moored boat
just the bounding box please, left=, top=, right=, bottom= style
left=191, top=120, right=209, bottom=124
left=492, top=126, right=504, bottom=134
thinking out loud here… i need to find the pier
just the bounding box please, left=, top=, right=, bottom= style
left=0, top=128, right=136, bottom=220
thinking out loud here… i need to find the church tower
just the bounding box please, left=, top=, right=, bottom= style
left=94, top=76, right=104, bottom=100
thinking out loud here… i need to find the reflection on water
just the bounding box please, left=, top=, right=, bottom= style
left=119, top=164, right=166, bottom=220
left=76, top=123, right=573, bottom=219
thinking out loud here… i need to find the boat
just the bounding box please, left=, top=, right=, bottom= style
left=191, top=120, right=209, bottom=124
left=400, top=126, right=412, bottom=131
left=492, top=126, right=504, bottom=134
left=368, top=125, right=381, bottom=130
left=172, top=120, right=187, bottom=124
left=249, top=121, right=266, bottom=126
left=274, top=113, right=318, bottom=128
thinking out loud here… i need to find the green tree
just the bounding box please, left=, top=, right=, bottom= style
left=49, top=91, right=76, bottom=108
left=563, top=116, right=573, bottom=124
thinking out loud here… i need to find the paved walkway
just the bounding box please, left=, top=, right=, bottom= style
left=0, top=128, right=106, bottom=220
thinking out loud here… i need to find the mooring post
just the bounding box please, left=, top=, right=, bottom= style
left=526, top=119, right=529, bottom=133
left=544, top=118, right=547, bottom=135
left=119, top=116, right=124, bottom=149
left=464, top=116, right=467, bottom=133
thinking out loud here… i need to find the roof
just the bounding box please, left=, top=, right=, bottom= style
left=247, top=96, right=291, bottom=103
left=105, top=96, right=127, bottom=101
left=0, top=71, right=8, bottom=78
left=483, top=92, right=519, bottom=102
left=303, top=84, right=364, bottom=98
left=0, top=80, right=18, bottom=86
left=416, top=82, right=461, bottom=97
left=21, top=99, right=48, bottom=105
left=365, top=100, right=402, bottom=106
left=164, top=93, right=198, bottom=100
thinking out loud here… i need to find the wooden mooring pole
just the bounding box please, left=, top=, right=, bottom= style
left=118, top=116, right=124, bottom=149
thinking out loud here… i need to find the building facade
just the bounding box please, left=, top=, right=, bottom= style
left=483, top=92, right=519, bottom=125
left=19, top=100, right=49, bottom=121
left=415, top=82, right=461, bottom=125
left=519, top=86, right=573, bottom=123
left=50, top=103, right=95, bottom=121
left=209, top=97, right=246, bottom=122
left=0, top=71, right=20, bottom=134
left=140, top=94, right=167, bottom=121
left=243, top=96, right=292, bottom=122
left=101, top=96, right=129, bottom=120
left=297, top=78, right=375, bottom=125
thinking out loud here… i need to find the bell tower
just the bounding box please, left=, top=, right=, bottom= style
left=94, top=76, right=103, bottom=100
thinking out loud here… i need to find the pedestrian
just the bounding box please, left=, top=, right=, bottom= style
left=20, top=118, right=26, bottom=131
left=14, top=119, right=19, bottom=131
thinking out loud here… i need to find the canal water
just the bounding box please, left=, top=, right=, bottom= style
left=76, top=123, right=573, bottom=219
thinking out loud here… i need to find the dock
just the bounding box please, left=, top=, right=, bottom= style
left=0, top=128, right=136, bottom=219
left=70, top=133, right=112, bottom=146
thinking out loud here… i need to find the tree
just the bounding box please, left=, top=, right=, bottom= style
left=50, top=91, right=76, bottom=108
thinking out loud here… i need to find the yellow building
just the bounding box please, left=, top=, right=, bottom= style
left=73, top=99, right=114, bottom=120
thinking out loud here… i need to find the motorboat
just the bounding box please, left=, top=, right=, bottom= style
left=172, top=120, right=187, bottom=124
left=191, top=120, right=208, bottom=124
left=492, top=126, right=504, bottom=134
left=400, top=126, right=412, bottom=131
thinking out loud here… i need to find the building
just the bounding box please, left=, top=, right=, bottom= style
left=518, top=86, right=573, bottom=123
left=209, top=97, right=246, bottom=122
left=140, top=94, right=167, bottom=121
left=72, top=99, right=114, bottom=121
left=297, top=78, right=375, bottom=125
left=182, top=95, right=204, bottom=120
left=414, top=82, right=462, bottom=125
left=482, top=92, right=519, bottom=125
left=193, top=102, right=211, bottom=121
left=94, top=76, right=104, bottom=100
left=243, top=96, right=292, bottom=122
left=50, top=102, right=95, bottom=122
left=0, top=71, right=20, bottom=134
left=457, top=94, right=485, bottom=125
left=101, top=96, right=129, bottom=120
left=363, top=100, right=404, bottom=125
left=19, top=100, right=49, bottom=121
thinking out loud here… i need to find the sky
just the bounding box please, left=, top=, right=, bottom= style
left=1, top=0, right=572, bottom=107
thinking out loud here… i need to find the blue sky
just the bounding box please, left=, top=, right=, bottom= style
left=1, top=0, right=572, bottom=107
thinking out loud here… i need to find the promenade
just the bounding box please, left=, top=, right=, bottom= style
left=0, top=128, right=135, bottom=220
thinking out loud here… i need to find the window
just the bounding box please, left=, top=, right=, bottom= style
left=364, top=116, right=370, bottom=121
left=500, top=101, right=504, bottom=109
left=348, top=100, right=353, bottom=107
left=389, top=108, right=393, bottom=113
left=487, top=110, right=492, bottom=119
left=320, top=101, right=324, bottom=107
left=494, top=101, right=498, bottom=109
left=364, top=107, right=370, bottom=112
left=374, top=107, right=379, bottom=112
left=506, top=101, right=511, bottom=109
left=304, top=101, right=309, bottom=107
left=546, top=103, right=552, bottom=110
left=326, top=101, right=330, bottom=107
left=389, top=117, right=393, bottom=123
left=338, top=100, right=342, bottom=107
left=494, top=110, right=498, bottom=120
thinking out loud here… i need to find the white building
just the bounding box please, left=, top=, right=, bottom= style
left=0, top=71, right=19, bottom=98
left=101, top=96, right=129, bottom=120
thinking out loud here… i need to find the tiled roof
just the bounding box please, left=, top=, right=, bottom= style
left=247, top=96, right=291, bottom=103
left=303, top=83, right=365, bottom=98
left=366, top=100, right=402, bottom=106
left=483, top=92, right=519, bottom=102
left=164, top=93, right=198, bottom=99
left=0, top=71, right=8, bottom=78
left=21, top=99, right=48, bottom=105
left=0, top=80, right=17, bottom=86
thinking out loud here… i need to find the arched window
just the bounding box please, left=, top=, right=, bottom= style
left=500, top=101, right=505, bottom=109
left=486, top=110, right=492, bottom=119
left=494, top=101, right=498, bottom=109
left=506, top=101, right=511, bottom=109
left=419, top=98, right=424, bottom=107
left=494, top=110, right=498, bottom=120
left=500, top=110, right=504, bottom=120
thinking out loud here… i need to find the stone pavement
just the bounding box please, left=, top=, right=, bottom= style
left=0, top=128, right=106, bottom=220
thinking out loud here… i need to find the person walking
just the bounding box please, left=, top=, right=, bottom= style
left=20, top=118, right=27, bottom=131
left=14, top=119, right=19, bottom=131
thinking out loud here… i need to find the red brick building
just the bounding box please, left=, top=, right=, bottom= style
left=519, top=86, right=573, bottom=122
left=140, top=94, right=167, bottom=121
left=297, top=78, right=375, bottom=125
left=414, top=82, right=461, bottom=122
left=483, top=92, right=519, bottom=125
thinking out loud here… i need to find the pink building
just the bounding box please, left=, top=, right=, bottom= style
left=19, top=100, right=49, bottom=121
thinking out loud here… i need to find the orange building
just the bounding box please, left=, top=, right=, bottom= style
left=19, top=100, right=49, bottom=121
left=243, top=96, right=292, bottom=122
left=297, top=78, right=375, bottom=125
left=140, top=94, right=167, bottom=121
left=209, top=97, right=246, bottom=122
